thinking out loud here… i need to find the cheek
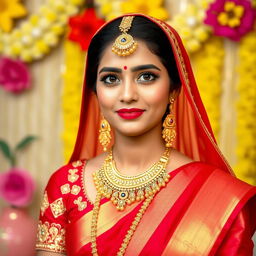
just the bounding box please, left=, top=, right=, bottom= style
left=144, top=84, right=170, bottom=108
left=96, top=87, right=116, bottom=110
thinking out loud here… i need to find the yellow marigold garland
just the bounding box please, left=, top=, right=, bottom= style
left=121, top=0, right=169, bottom=20
left=62, top=40, right=85, bottom=161
left=235, top=31, right=256, bottom=185
left=192, top=37, right=224, bottom=139
left=95, top=0, right=169, bottom=21
left=0, top=0, right=85, bottom=62
left=95, top=0, right=123, bottom=21
left=168, top=3, right=211, bottom=53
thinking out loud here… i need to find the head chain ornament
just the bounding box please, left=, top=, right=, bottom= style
left=112, top=16, right=138, bottom=57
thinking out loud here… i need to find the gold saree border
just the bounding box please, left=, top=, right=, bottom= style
left=162, top=169, right=254, bottom=256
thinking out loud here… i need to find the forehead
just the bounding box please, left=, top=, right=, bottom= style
left=98, top=40, right=164, bottom=70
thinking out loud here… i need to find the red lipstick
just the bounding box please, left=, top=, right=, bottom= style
left=116, top=108, right=145, bottom=120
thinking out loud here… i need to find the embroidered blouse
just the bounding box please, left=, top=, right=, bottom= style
left=36, top=160, right=91, bottom=253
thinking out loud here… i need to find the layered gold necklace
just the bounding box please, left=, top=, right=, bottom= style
left=91, top=148, right=171, bottom=256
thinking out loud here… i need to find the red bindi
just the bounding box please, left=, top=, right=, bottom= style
left=123, top=66, right=127, bottom=70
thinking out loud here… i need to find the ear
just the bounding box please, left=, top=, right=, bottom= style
left=169, top=89, right=180, bottom=101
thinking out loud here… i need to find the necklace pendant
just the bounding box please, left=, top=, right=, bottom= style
left=116, top=199, right=126, bottom=211
left=145, top=186, right=153, bottom=197
left=136, top=189, right=145, bottom=201
left=128, top=191, right=136, bottom=202
left=119, top=191, right=129, bottom=200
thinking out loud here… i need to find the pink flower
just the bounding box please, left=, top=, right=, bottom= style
left=0, top=57, right=31, bottom=93
left=0, top=168, right=35, bottom=207
left=204, top=0, right=256, bottom=41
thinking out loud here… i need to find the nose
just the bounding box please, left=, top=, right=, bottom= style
left=119, top=79, right=139, bottom=103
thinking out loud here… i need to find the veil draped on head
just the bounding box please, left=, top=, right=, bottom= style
left=69, top=13, right=233, bottom=174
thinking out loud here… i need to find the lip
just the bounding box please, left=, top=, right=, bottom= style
left=116, top=108, right=145, bottom=120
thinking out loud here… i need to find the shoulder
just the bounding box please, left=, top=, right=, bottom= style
left=84, top=152, right=108, bottom=173
left=46, top=160, right=85, bottom=189
left=167, top=149, right=196, bottom=173
left=169, top=150, right=256, bottom=195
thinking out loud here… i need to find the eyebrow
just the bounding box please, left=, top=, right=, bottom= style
left=131, top=64, right=161, bottom=72
left=98, top=64, right=161, bottom=74
left=99, top=67, right=122, bottom=74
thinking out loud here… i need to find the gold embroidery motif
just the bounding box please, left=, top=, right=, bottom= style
left=36, top=221, right=65, bottom=253
left=72, top=160, right=82, bottom=167
left=71, top=185, right=81, bottom=195
left=74, top=196, right=87, bottom=211
left=61, top=184, right=70, bottom=194
left=68, top=169, right=79, bottom=183
left=40, top=191, right=49, bottom=216
left=50, top=198, right=66, bottom=218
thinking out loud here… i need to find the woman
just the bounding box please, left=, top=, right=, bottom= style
left=36, top=14, right=256, bottom=256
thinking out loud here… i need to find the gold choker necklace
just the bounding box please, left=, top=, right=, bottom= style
left=93, top=148, right=171, bottom=211
left=91, top=148, right=172, bottom=256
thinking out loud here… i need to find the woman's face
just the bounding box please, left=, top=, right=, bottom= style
left=96, top=40, right=171, bottom=137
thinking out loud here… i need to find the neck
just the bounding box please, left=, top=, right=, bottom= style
left=112, top=124, right=166, bottom=176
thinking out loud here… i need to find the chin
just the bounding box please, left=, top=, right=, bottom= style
left=115, top=130, right=144, bottom=137
left=115, top=125, right=159, bottom=138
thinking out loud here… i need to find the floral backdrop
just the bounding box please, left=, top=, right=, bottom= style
left=0, top=0, right=256, bottom=218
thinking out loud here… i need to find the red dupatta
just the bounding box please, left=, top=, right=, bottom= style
left=66, top=14, right=256, bottom=256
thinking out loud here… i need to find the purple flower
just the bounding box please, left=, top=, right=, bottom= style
left=0, top=57, right=31, bottom=93
left=0, top=168, right=35, bottom=207
left=204, top=0, right=256, bottom=41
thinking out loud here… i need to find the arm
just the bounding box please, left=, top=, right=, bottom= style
left=36, top=168, right=68, bottom=255
left=216, top=200, right=256, bottom=256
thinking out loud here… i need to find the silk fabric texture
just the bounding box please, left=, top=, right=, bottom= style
left=66, top=14, right=256, bottom=255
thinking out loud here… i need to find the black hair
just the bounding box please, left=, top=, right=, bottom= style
left=86, top=16, right=181, bottom=93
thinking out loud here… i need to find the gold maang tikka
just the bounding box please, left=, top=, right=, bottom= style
left=112, top=16, right=138, bottom=56
left=162, top=98, right=176, bottom=148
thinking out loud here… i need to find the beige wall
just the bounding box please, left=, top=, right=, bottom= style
left=0, top=45, right=64, bottom=216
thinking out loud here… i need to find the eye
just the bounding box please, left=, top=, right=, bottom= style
left=138, top=72, right=159, bottom=83
left=100, top=74, right=120, bottom=85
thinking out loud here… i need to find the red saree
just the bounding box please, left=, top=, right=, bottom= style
left=36, top=13, right=256, bottom=255
left=65, top=162, right=256, bottom=256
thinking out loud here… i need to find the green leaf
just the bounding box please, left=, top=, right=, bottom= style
left=15, top=135, right=38, bottom=151
left=0, top=140, right=15, bottom=166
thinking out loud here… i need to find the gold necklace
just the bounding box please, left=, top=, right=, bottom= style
left=93, top=148, right=171, bottom=211
left=91, top=148, right=171, bottom=256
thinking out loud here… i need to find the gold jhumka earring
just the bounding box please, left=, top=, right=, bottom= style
left=162, top=97, right=176, bottom=148
left=112, top=16, right=138, bottom=56
left=99, top=118, right=111, bottom=152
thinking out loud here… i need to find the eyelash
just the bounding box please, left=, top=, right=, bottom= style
left=138, top=72, right=159, bottom=83
left=100, top=74, right=120, bottom=85
left=99, top=72, right=159, bottom=85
